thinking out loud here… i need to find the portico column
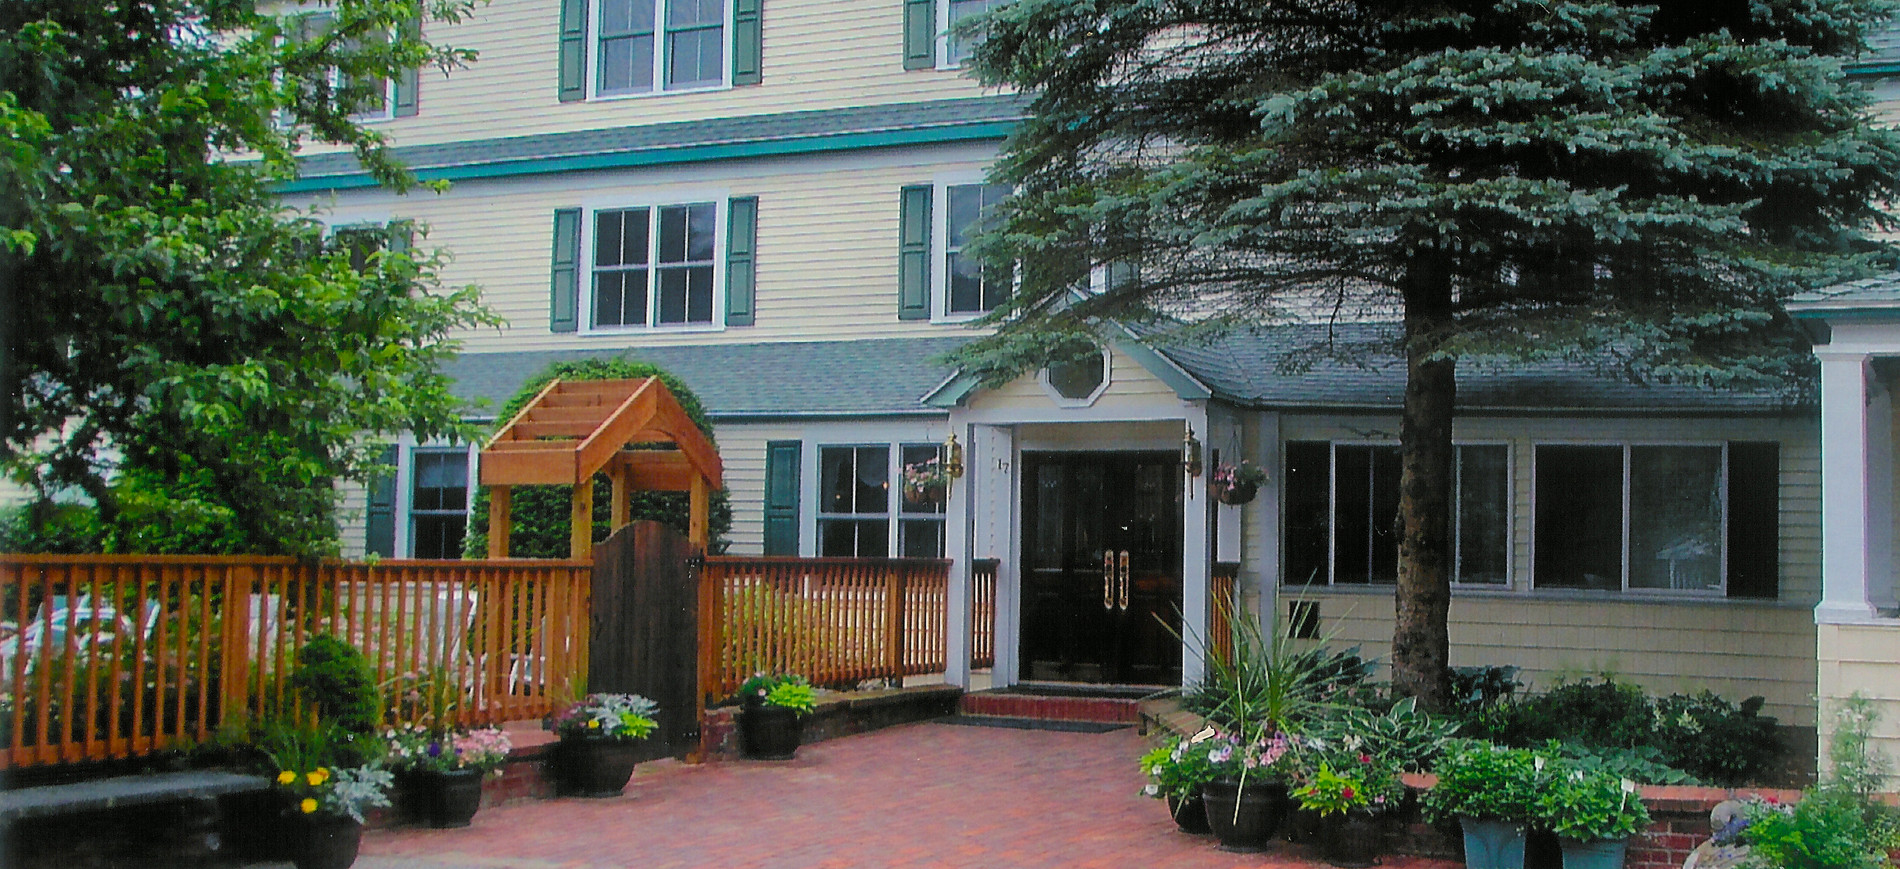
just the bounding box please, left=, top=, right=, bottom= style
left=1182, top=405, right=1213, bottom=685
left=944, top=423, right=973, bottom=688
left=1817, top=350, right=1884, bottom=622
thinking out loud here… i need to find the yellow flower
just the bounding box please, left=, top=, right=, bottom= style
left=588, top=719, right=601, bottom=728
left=305, top=771, right=324, bottom=786
left=276, top=771, right=295, bottom=785
left=299, top=798, right=318, bottom=814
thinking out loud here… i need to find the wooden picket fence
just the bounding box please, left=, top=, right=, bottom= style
left=0, top=554, right=589, bottom=769
left=699, top=557, right=950, bottom=699
left=1209, top=562, right=1240, bottom=667
left=971, top=558, right=998, bottom=669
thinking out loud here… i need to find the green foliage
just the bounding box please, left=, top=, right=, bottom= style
left=1422, top=742, right=1551, bottom=825
left=289, top=634, right=380, bottom=735
left=253, top=718, right=393, bottom=823
left=1305, top=696, right=1464, bottom=775
left=462, top=357, right=732, bottom=557
left=1734, top=695, right=1900, bottom=869
left=546, top=693, right=659, bottom=741
left=1448, top=665, right=1523, bottom=713
left=1181, top=602, right=1360, bottom=735
left=1538, top=766, right=1650, bottom=841
left=1464, top=676, right=1778, bottom=785
left=763, top=680, right=818, bottom=715
left=1540, top=740, right=1698, bottom=787
left=1, top=0, right=494, bottom=557
left=1140, top=736, right=1220, bottom=801
left=1295, top=762, right=1401, bottom=817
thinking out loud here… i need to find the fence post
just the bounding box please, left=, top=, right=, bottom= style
left=883, top=564, right=906, bottom=686
left=697, top=559, right=721, bottom=708
left=218, top=565, right=254, bottom=728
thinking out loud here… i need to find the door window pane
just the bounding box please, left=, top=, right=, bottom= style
left=1629, top=446, right=1723, bottom=591
left=1534, top=446, right=1624, bottom=590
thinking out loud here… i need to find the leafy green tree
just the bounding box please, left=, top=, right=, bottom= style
left=957, top=0, right=1900, bottom=708
left=1, top=0, right=495, bottom=556
left=463, top=358, right=734, bottom=557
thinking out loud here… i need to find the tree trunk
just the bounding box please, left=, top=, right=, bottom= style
left=1392, top=264, right=1456, bottom=711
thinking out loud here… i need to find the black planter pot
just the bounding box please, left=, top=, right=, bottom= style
left=553, top=734, right=641, bottom=797
left=1167, top=792, right=1212, bottom=834
left=418, top=767, right=485, bottom=828
left=391, top=769, right=428, bottom=824
left=1283, top=806, right=1325, bottom=843
left=740, top=704, right=802, bottom=760
left=1200, top=779, right=1289, bottom=853
left=1318, top=810, right=1386, bottom=868
left=286, top=811, right=364, bottom=869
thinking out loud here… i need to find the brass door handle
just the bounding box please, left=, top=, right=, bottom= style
left=1118, top=551, right=1131, bottom=611
left=1103, top=551, right=1115, bottom=610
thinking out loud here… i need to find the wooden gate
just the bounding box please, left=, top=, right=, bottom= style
left=589, top=521, right=701, bottom=763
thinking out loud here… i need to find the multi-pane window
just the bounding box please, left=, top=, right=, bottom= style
left=946, top=0, right=1004, bottom=66
left=1283, top=443, right=1509, bottom=586
left=592, top=203, right=717, bottom=328
left=410, top=450, right=469, bottom=559
left=946, top=183, right=1010, bottom=315
left=1534, top=445, right=1726, bottom=592
left=596, top=0, right=725, bottom=95
left=816, top=444, right=947, bottom=558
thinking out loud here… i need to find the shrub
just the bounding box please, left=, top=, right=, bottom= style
left=289, top=634, right=380, bottom=734
left=1731, top=695, right=1900, bottom=869
left=1538, top=765, right=1650, bottom=841
left=1422, top=741, right=1550, bottom=825
left=1650, top=691, right=1779, bottom=786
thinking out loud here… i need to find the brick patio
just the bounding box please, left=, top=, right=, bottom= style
left=341, top=721, right=1463, bottom=869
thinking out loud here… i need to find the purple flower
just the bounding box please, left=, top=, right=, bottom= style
left=427, top=742, right=443, bottom=757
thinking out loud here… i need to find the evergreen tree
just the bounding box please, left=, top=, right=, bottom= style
left=958, top=0, right=1900, bottom=707
left=1, top=1, right=493, bottom=556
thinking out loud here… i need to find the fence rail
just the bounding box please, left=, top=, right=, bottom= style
left=700, top=557, right=950, bottom=700
left=1, top=555, right=589, bottom=769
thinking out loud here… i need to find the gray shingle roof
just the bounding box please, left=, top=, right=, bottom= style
left=296, top=95, right=1028, bottom=180
left=1787, top=272, right=1900, bottom=312
left=1154, top=323, right=1805, bottom=414
left=444, top=337, right=973, bottom=419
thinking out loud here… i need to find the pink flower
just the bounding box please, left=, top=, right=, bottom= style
left=1358, top=753, right=1372, bottom=764
left=1342, top=786, right=1355, bottom=800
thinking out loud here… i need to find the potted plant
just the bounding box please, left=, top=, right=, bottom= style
left=1294, top=752, right=1405, bottom=868
left=1140, top=735, right=1216, bottom=834
left=386, top=724, right=512, bottom=828
left=1539, top=767, right=1649, bottom=869
left=901, top=457, right=952, bottom=504
left=1189, top=726, right=1297, bottom=852
left=735, top=672, right=817, bottom=760
left=1210, top=460, right=1267, bottom=505
left=258, top=723, right=394, bottom=869
left=545, top=693, right=658, bottom=797
left=1422, top=742, right=1550, bottom=869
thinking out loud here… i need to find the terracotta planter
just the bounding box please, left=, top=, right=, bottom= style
left=553, top=734, right=641, bottom=797
left=740, top=703, right=802, bottom=760
left=285, top=811, right=364, bottom=869
left=1317, top=810, right=1386, bottom=868
left=1167, top=792, right=1212, bottom=834
left=417, top=767, right=485, bottom=828
left=1200, top=779, right=1289, bottom=852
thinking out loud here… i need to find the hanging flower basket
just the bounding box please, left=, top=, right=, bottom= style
left=1210, top=461, right=1267, bottom=505
left=903, top=482, right=946, bottom=505
left=1214, top=481, right=1258, bottom=505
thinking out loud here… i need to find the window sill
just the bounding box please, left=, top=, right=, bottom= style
left=589, top=82, right=729, bottom=102
left=581, top=323, right=727, bottom=336
left=1281, top=583, right=1807, bottom=609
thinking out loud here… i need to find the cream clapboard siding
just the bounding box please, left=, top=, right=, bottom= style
left=1294, top=589, right=1817, bottom=725
left=711, top=422, right=804, bottom=555
left=1236, top=413, right=1822, bottom=724
left=968, top=345, right=1180, bottom=413
left=1818, top=624, right=1900, bottom=770
left=331, top=0, right=997, bottom=151
left=304, top=142, right=998, bottom=352
left=337, top=478, right=371, bottom=559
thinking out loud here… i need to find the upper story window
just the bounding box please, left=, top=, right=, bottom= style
left=897, top=180, right=1011, bottom=321
left=293, top=11, right=417, bottom=120
left=593, top=0, right=728, bottom=97
left=904, top=0, right=1009, bottom=70
left=944, top=0, right=1004, bottom=67
left=591, top=202, right=718, bottom=328
left=945, top=183, right=1009, bottom=316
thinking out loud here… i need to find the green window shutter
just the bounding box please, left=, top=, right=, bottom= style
left=732, top=0, right=762, bottom=86
left=726, top=196, right=759, bottom=326
left=558, top=0, right=589, bottom=102
left=393, top=16, right=421, bottom=116
left=365, top=445, right=399, bottom=557
left=898, top=185, right=932, bottom=320
left=387, top=220, right=414, bottom=254
left=550, top=208, right=582, bottom=333
left=903, top=0, right=937, bottom=69
left=1727, top=442, right=1780, bottom=599
left=763, top=440, right=801, bottom=555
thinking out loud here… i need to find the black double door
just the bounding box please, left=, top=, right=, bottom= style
left=1020, top=451, right=1183, bottom=686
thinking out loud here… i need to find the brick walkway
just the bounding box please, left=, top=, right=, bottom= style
left=349, top=722, right=1463, bottom=869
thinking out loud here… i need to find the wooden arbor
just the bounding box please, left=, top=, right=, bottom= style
left=479, top=378, right=723, bottom=559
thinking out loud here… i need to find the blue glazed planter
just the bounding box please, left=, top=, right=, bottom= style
left=1559, top=836, right=1628, bottom=869
left=1459, top=816, right=1528, bottom=869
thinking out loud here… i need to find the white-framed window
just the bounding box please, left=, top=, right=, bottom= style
left=293, top=11, right=399, bottom=121
left=584, top=199, right=723, bottom=330
left=815, top=443, right=947, bottom=558
left=408, top=448, right=472, bottom=559
left=1282, top=442, right=1510, bottom=587
left=939, top=0, right=1005, bottom=68
left=938, top=180, right=1011, bottom=319
left=592, top=0, right=730, bottom=98
left=1038, top=348, right=1110, bottom=407
left=1531, top=443, right=1727, bottom=594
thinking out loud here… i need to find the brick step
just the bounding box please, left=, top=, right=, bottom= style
left=958, top=691, right=1143, bottom=724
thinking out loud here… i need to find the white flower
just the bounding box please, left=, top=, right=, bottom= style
left=1143, top=783, right=1159, bottom=797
